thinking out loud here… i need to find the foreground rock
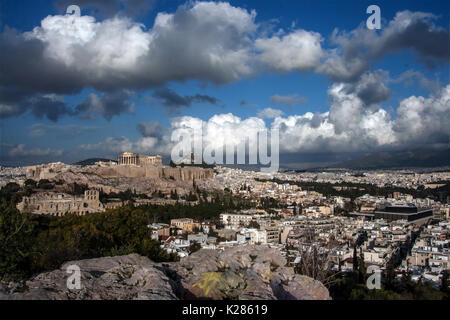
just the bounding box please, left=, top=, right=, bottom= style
left=0, top=246, right=331, bottom=300
left=0, top=254, right=177, bottom=300
left=168, top=245, right=330, bottom=300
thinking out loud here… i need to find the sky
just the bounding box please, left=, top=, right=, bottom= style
left=0, top=0, right=449, bottom=168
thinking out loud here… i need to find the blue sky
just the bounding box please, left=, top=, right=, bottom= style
left=0, top=0, right=449, bottom=167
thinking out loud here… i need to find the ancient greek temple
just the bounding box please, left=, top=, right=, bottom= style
left=118, top=152, right=162, bottom=166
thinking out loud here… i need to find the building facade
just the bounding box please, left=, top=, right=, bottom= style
left=170, top=218, right=201, bottom=233
left=17, top=190, right=104, bottom=216
left=118, top=152, right=162, bottom=166
left=220, top=213, right=254, bottom=228
left=374, top=203, right=433, bottom=222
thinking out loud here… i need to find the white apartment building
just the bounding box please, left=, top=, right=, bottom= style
left=220, top=213, right=253, bottom=228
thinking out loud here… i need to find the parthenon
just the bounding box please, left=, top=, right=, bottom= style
left=118, top=152, right=162, bottom=167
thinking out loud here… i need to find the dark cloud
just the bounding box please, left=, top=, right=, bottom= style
left=318, top=11, right=450, bottom=82
left=28, top=123, right=107, bottom=138
left=29, top=95, right=74, bottom=121
left=355, top=82, right=391, bottom=106
left=0, top=88, right=73, bottom=122
left=75, top=90, right=135, bottom=121
left=343, top=71, right=391, bottom=106
left=371, top=13, right=450, bottom=66
left=240, top=100, right=258, bottom=107
left=309, top=112, right=325, bottom=129
left=152, top=88, right=223, bottom=114
left=0, top=28, right=86, bottom=121
left=137, top=120, right=164, bottom=139
left=0, top=86, right=33, bottom=105
left=0, top=28, right=86, bottom=95
left=270, top=94, right=307, bottom=107
left=0, top=25, right=134, bottom=121
left=0, top=85, right=135, bottom=122
left=392, top=70, right=441, bottom=94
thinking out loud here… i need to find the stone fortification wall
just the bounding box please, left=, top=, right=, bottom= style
left=95, top=166, right=214, bottom=181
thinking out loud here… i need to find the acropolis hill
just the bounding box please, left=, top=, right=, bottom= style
left=26, top=152, right=214, bottom=183
left=14, top=153, right=218, bottom=216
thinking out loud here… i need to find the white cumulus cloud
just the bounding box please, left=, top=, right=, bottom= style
left=255, top=29, right=323, bottom=73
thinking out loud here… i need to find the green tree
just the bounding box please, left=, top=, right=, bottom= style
left=358, top=249, right=366, bottom=284
left=0, top=200, right=34, bottom=279
left=248, top=220, right=260, bottom=229
left=170, top=190, right=179, bottom=200
left=186, top=191, right=198, bottom=202
left=24, top=179, right=37, bottom=188
left=385, top=264, right=397, bottom=291
left=441, top=270, right=449, bottom=298
left=187, top=242, right=202, bottom=254
left=352, top=245, right=358, bottom=272
left=37, top=179, right=53, bottom=190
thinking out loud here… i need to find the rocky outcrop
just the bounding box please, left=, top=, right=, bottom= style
left=76, top=166, right=215, bottom=182
left=0, top=254, right=177, bottom=300
left=167, top=245, right=330, bottom=300
left=0, top=246, right=331, bottom=300
left=23, top=162, right=219, bottom=197
left=26, top=163, right=215, bottom=182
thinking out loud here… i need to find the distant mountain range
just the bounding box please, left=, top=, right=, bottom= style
left=73, top=158, right=117, bottom=166
left=334, top=149, right=450, bottom=169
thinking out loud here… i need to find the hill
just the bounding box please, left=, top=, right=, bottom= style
left=335, top=149, right=450, bottom=169
left=73, top=158, right=117, bottom=166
